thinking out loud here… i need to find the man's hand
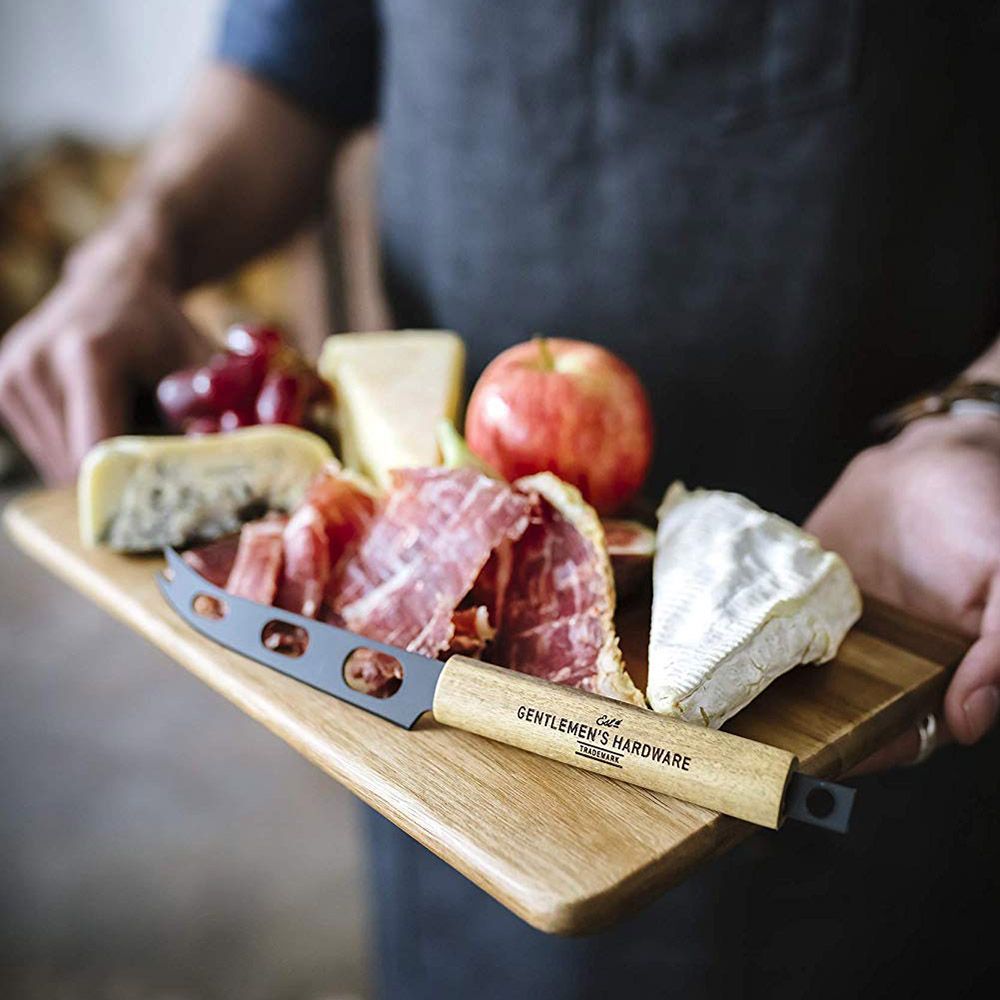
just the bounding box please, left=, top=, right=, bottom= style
left=0, top=65, right=338, bottom=485
left=0, top=217, right=204, bottom=484
left=806, top=413, right=1000, bottom=772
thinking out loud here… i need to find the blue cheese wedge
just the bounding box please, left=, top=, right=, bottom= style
left=648, top=482, right=862, bottom=728
left=79, top=426, right=333, bottom=551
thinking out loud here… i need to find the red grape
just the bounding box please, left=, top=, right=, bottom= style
left=219, top=408, right=256, bottom=432
left=157, top=322, right=327, bottom=435
left=185, top=415, right=220, bottom=436
left=225, top=324, right=283, bottom=360
left=192, top=354, right=268, bottom=413
left=255, top=371, right=305, bottom=426
left=157, top=367, right=210, bottom=429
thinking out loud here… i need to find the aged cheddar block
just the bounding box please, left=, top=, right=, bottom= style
left=79, top=426, right=333, bottom=551
left=319, top=330, right=465, bottom=489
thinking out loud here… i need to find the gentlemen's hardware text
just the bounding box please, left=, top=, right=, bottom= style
left=516, top=704, right=693, bottom=771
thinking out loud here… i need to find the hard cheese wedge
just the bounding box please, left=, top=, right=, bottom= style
left=319, top=330, right=465, bottom=489
left=79, top=426, right=332, bottom=551
left=648, top=482, right=862, bottom=728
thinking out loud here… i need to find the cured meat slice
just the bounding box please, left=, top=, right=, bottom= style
left=446, top=605, right=496, bottom=658
left=500, top=473, right=644, bottom=706
left=328, top=468, right=533, bottom=655
left=465, top=539, right=514, bottom=631
left=277, top=504, right=328, bottom=617
left=183, top=534, right=239, bottom=588
left=309, top=464, right=380, bottom=556
left=225, top=515, right=287, bottom=604
left=344, top=648, right=404, bottom=699
left=277, top=462, right=377, bottom=617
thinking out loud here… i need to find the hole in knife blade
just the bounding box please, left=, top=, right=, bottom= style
left=192, top=593, right=227, bottom=620
left=261, top=620, right=310, bottom=658
left=805, top=786, right=836, bottom=819
left=343, top=648, right=404, bottom=699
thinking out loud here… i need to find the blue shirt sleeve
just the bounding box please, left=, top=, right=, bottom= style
left=216, top=0, right=379, bottom=129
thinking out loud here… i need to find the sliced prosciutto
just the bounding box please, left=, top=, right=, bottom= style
left=178, top=462, right=644, bottom=710
left=225, top=515, right=287, bottom=604
left=338, top=607, right=493, bottom=699
left=183, top=534, right=239, bottom=588
left=276, top=462, right=377, bottom=617
left=343, top=649, right=404, bottom=699
left=465, top=538, right=514, bottom=632
left=327, top=468, right=533, bottom=655
left=500, top=472, right=644, bottom=706
left=446, top=605, right=496, bottom=658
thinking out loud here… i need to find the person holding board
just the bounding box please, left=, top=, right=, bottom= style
left=1, top=2, right=997, bottom=996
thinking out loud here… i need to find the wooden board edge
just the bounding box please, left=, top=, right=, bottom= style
left=2, top=490, right=968, bottom=935
left=859, top=596, right=968, bottom=669
left=534, top=813, right=753, bottom=935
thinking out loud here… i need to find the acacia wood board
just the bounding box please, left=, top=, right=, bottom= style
left=3, top=488, right=968, bottom=934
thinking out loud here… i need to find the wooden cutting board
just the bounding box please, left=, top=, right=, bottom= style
left=3, top=488, right=968, bottom=934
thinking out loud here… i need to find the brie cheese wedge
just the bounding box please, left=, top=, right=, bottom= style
left=648, top=482, right=862, bottom=728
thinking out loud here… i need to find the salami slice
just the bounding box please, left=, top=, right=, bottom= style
left=277, top=462, right=377, bottom=617
left=327, top=468, right=533, bottom=655
left=225, top=515, right=287, bottom=605
left=501, top=473, right=644, bottom=706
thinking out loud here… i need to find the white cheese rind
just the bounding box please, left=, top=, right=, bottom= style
left=78, top=426, right=333, bottom=551
left=647, top=482, right=862, bottom=728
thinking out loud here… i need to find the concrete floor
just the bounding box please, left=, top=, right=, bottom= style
left=0, top=483, right=370, bottom=999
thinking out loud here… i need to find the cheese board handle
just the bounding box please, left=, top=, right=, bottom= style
left=433, top=656, right=798, bottom=829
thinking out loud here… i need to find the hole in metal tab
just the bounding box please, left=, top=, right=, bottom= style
left=806, top=786, right=836, bottom=819
left=192, top=593, right=227, bottom=620
left=262, top=620, right=310, bottom=658
left=343, top=648, right=404, bottom=699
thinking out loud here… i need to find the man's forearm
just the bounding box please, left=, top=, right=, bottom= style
left=99, top=64, right=338, bottom=291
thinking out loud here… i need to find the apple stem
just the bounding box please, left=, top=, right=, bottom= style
left=534, top=335, right=555, bottom=372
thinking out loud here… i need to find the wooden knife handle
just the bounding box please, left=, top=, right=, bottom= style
left=433, top=656, right=797, bottom=828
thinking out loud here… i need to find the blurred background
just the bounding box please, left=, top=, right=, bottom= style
left=1, top=3, right=380, bottom=997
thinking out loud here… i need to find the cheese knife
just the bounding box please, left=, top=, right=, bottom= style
left=158, top=547, right=855, bottom=832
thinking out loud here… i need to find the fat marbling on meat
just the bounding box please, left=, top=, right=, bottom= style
left=501, top=473, right=644, bottom=706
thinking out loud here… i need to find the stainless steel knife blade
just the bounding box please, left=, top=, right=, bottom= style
left=158, top=547, right=443, bottom=728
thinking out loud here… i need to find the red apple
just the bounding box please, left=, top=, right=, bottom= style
left=465, top=338, right=653, bottom=514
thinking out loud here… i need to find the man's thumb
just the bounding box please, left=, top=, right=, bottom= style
left=944, top=577, right=1000, bottom=745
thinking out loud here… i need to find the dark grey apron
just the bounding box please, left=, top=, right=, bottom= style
left=368, top=2, right=1000, bottom=997
left=378, top=0, right=1000, bottom=519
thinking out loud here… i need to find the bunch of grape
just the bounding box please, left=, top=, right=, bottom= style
left=156, top=325, right=330, bottom=435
